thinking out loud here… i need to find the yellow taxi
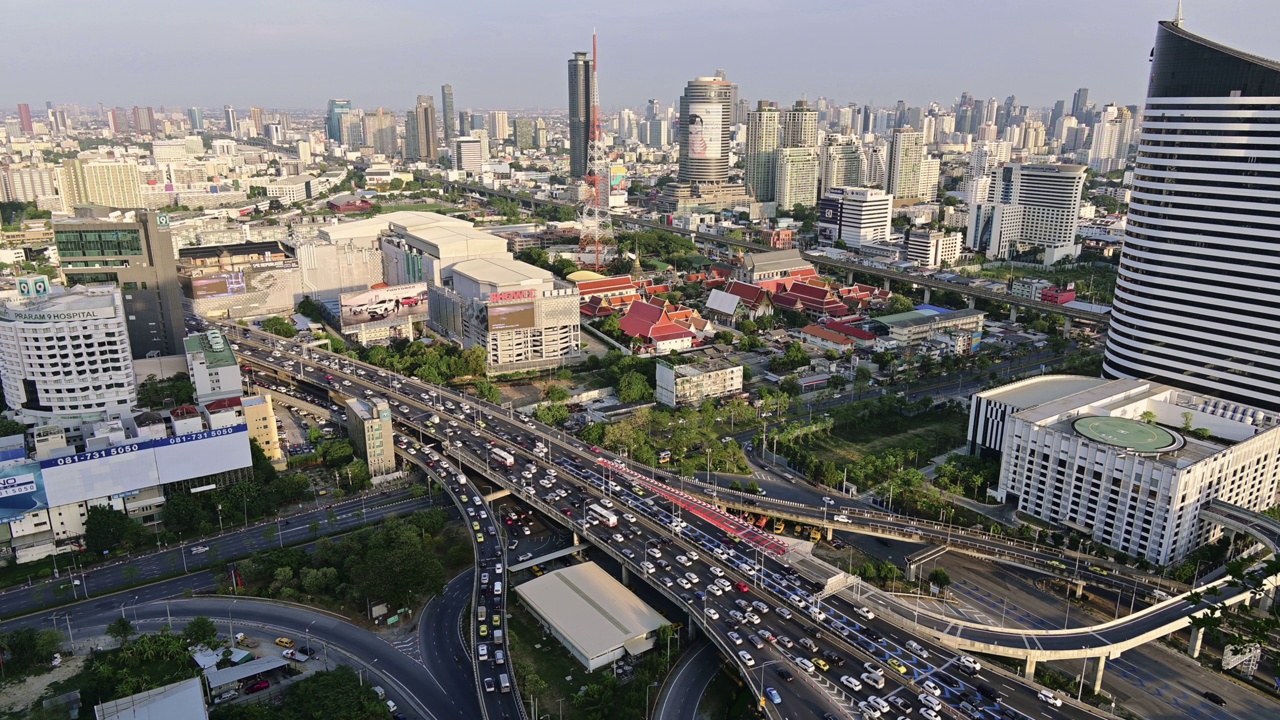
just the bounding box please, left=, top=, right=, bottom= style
left=887, top=658, right=908, bottom=674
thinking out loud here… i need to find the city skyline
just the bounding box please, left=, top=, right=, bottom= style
left=9, top=1, right=1280, bottom=112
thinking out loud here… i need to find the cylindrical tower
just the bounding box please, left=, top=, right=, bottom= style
left=677, top=76, right=734, bottom=186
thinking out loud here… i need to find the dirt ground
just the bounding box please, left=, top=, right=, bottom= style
left=0, top=654, right=86, bottom=714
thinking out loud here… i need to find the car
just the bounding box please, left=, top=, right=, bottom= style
left=919, top=693, right=942, bottom=711
left=479, top=625, right=488, bottom=637
left=861, top=672, right=885, bottom=690
left=709, top=565, right=725, bottom=577
left=921, top=680, right=941, bottom=697
left=889, top=696, right=913, bottom=713
left=737, top=650, right=755, bottom=667
left=1037, top=690, right=1063, bottom=707
left=484, top=677, right=495, bottom=692
left=715, top=578, right=732, bottom=590
left=821, top=650, right=845, bottom=666
left=858, top=701, right=882, bottom=718
left=705, top=607, right=720, bottom=620
left=275, top=637, right=295, bottom=649
left=706, top=583, right=723, bottom=596
left=748, top=634, right=765, bottom=649
left=676, top=577, right=692, bottom=589
left=190, top=545, right=210, bottom=555
left=1202, top=691, right=1226, bottom=707
left=813, top=657, right=830, bottom=672
left=777, top=635, right=794, bottom=648
left=919, top=710, right=941, bottom=720
left=840, top=674, right=862, bottom=691
left=727, top=631, right=743, bottom=645
left=868, top=696, right=891, bottom=714
left=887, top=658, right=908, bottom=675
left=684, top=571, right=700, bottom=584
left=734, top=581, right=750, bottom=592
left=244, top=679, right=270, bottom=694
left=765, top=687, right=781, bottom=704
left=476, top=533, right=485, bottom=543
left=855, top=606, right=875, bottom=620
left=822, top=497, right=835, bottom=505
left=752, top=600, right=770, bottom=614
left=936, top=673, right=963, bottom=691
left=775, top=666, right=794, bottom=682
left=612, top=533, right=626, bottom=543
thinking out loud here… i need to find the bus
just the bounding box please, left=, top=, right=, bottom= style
left=490, top=448, right=515, bottom=468
left=588, top=504, right=618, bottom=527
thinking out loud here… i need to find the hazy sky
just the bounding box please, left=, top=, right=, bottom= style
left=8, top=0, right=1280, bottom=113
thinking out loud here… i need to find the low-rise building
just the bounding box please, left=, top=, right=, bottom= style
left=877, top=308, right=986, bottom=350
left=905, top=229, right=963, bottom=268
left=242, top=394, right=284, bottom=469
left=183, top=329, right=241, bottom=403
left=734, top=249, right=815, bottom=284
left=1011, top=277, right=1052, bottom=300
left=345, top=396, right=394, bottom=476
left=265, top=174, right=316, bottom=204
left=798, top=324, right=857, bottom=353
left=655, top=358, right=743, bottom=407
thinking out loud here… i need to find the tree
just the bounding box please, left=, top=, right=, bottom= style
left=616, top=371, right=653, bottom=403
left=884, top=294, right=915, bottom=315
left=534, top=403, right=570, bottom=426
left=85, top=505, right=145, bottom=555
left=107, top=617, right=136, bottom=644
left=261, top=316, right=298, bottom=338
left=598, top=314, right=623, bottom=340
left=779, top=375, right=802, bottom=396
left=544, top=385, right=571, bottom=403
left=0, top=418, right=25, bottom=437
left=739, top=319, right=758, bottom=335
left=1181, top=411, right=1195, bottom=432
left=1139, top=410, right=1157, bottom=424
left=927, top=567, right=952, bottom=591
left=473, top=381, right=501, bottom=405
left=183, top=615, right=220, bottom=649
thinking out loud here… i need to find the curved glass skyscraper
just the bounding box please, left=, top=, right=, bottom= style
left=1103, top=19, right=1280, bottom=411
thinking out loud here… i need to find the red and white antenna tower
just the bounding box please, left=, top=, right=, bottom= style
left=578, top=31, right=613, bottom=271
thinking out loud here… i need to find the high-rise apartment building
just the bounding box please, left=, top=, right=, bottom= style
left=2, top=167, right=57, bottom=203
left=1104, top=18, right=1280, bottom=411
left=405, top=95, right=437, bottom=162
left=326, top=99, right=350, bottom=143
left=488, top=111, right=510, bottom=142
left=132, top=106, right=155, bottom=135
left=54, top=209, right=185, bottom=358
left=362, top=108, right=398, bottom=156
left=568, top=51, right=594, bottom=178
left=223, top=105, right=238, bottom=135
left=1088, top=104, right=1134, bottom=172
left=248, top=106, right=265, bottom=135
left=781, top=100, right=819, bottom=148
left=818, top=137, right=863, bottom=196
left=17, top=104, right=33, bottom=134
left=885, top=129, right=925, bottom=200
left=346, top=397, right=395, bottom=477
left=441, top=84, right=455, bottom=143
left=453, top=137, right=484, bottom=175
left=107, top=108, right=128, bottom=135
left=744, top=102, right=779, bottom=202
left=677, top=75, right=734, bottom=185
left=59, top=159, right=143, bottom=210
left=513, top=118, right=535, bottom=150
left=533, top=118, right=548, bottom=148
left=817, top=187, right=893, bottom=249
left=187, top=107, right=204, bottom=132
left=965, top=163, right=1086, bottom=264
left=774, top=147, right=819, bottom=209
left=1071, top=87, right=1090, bottom=120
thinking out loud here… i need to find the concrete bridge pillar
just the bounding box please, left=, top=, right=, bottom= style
left=1188, top=626, right=1204, bottom=658
left=572, top=531, right=580, bottom=547
left=1071, top=579, right=1086, bottom=598
left=847, top=271, right=855, bottom=285
left=906, top=563, right=919, bottom=582
left=967, top=296, right=976, bottom=309
left=883, top=278, right=891, bottom=292
left=1258, top=584, right=1277, bottom=613
left=826, top=526, right=834, bottom=541
left=1089, top=656, right=1107, bottom=695
left=1023, top=658, right=1037, bottom=681
left=1009, top=306, right=1019, bottom=323
left=621, top=565, right=630, bottom=585
left=923, top=288, right=932, bottom=304
left=1062, top=317, right=1072, bottom=335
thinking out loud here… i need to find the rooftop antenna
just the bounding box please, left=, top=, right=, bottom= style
left=578, top=30, right=613, bottom=271
left=1173, top=0, right=1184, bottom=26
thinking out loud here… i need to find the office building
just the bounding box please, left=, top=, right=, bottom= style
left=780, top=100, right=818, bottom=148
left=458, top=110, right=473, bottom=142
left=470, top=114, right=486, bottom=132
left=885, top=129, right=925, bottom=200
left=132, top=106, right=155, bottom=135
left=965, top=163, right=1086, bottom=264
left=183, top=329, right=242, bottom=403
left=326, top=99, right=350, bottom=143
left=59, top=159, right=143, bottom=210
left=362, top=108, right=398, bottom=156
left=818, top=137, right=863, bottom=196
left=973, top=376, right=1280, bottom=565
left=1088, top=104, right=1134, bottom=172
left=0, top=282, right=135, bottom=434
left=744, top=102, right=779, bottom=202
left=452, top=136, right=483, bottom=175
left=223, top=105, right=238, bottom=135
left=817, top=187, right=893, bottom=249
left=405, top=95, right=437, bottom=162
left=513, top=118, right=535, bottom=150
left=242, top=394, right=283, bottom=467
left=568, top=51, right=594, bottom=178
left=17, top=104, right=34, bottom=134
left=656, top=358, right=743, bottom=408
left=906, top=229, right=963, bottom=268
left=265, top=175, right=316, bottom=204
left=1071, top=87, right=1090, bottom=120
left=345, top=397, right=395, bottom=476
left=296, top=140, right=311, bottom=165
left=428, top=258, right=581, bottom=373
left=375, top=211, right=509, bottom=287
left=1104, top=18, right=1280, bottom=412
left=54, top=209, right=185, bottom=358
left=534, top=118, right=548, bottom=148
left=441, top=84, right=455, bottom=143
left=774, top=147, right=820, bottom=209
left=677, top=75, right=734, bottom=185
left=488, top=111, right=510, bottom=142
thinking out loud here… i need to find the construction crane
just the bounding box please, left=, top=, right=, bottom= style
left=577, top=32, right=613, bottom=271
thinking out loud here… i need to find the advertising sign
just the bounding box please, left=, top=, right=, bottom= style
left=339, top=282, right=433, bottom=333
left=487, top=302, right=536, bottom=332
left=0, top=463, right=48, bottom=523
left=192, top=272, right=247, bottom=299
left=686, top=102, right=722, bottom=160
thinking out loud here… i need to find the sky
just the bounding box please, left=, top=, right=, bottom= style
left=8, top=0, right=1280, bottom=113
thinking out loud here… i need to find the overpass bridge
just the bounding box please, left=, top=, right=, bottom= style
left=441, top=180, right=1110, bottom=326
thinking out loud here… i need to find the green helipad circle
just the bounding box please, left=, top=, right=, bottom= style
left=1072, top=416, right=1183, bottom=453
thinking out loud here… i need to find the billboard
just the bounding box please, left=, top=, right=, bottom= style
left=686, top=102, right=722, bottom=160
left=339, top=282, right=433, bottom=333
left=39, top=424, right=251, bottom=508
left=186, top=261, right=299, bottom=301
left=487, top=302, right=536, bottom=332
left=0, top=462, right=48, bottom=523
left=192, top=272, right=247, bottom=299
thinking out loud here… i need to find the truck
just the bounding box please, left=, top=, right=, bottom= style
left=808, top=527, right=823, bottom=543
left=774, top=519, right=786, bottom=534
left=753, top=515, right=769, bottom=529
left=234, top=633, right=259, bottom=648
left=282, top=648, right=310, bottom=662
left=588, top=504, right=618, bottom=527
left=490, top=447, right=515, bottom=468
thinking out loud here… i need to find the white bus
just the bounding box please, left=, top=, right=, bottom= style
left=588, top=504, right=618, bottom=527
left=490, top=448, right=515, bottom=468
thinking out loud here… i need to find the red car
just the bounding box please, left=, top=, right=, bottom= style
left=734, top=581, right=750, bottom=593
left=400, top=297, right=420, bottom=306
left=244, top=679, right=270, bottom=694
left=590, top=446, right=602, bottom=454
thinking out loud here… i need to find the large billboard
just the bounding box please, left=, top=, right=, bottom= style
left=487, top=302, right=536, bottom=332
left=0, top=462, right=48, bottom=523
left=339, top=282, right=433, bottom=333
left=192, top=272, right=247, bottom=299
left=686, top=102, right=722, bottom=160
left=39, top=424, right=251, bottom=508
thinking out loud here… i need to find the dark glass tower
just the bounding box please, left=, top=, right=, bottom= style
left=568, top=51, right=594, bottom=179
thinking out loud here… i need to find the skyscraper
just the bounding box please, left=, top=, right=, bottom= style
left=780, top=100, right=818, bottom=148
left=1087, top=104, right=1134, bottom=172
left=362, top=108, right=398, bottom=156
left=568, top=50, right=595, bottom=178
left=17, top=104, right=33, bottom=134
left=965, top=163, right=1085, bottom=263
left=818, top=136, right=863, bottom=195
left=1071, top=87, right=1090, bottom=120
left=1104, top=16, right=1280, bottom=411
left=223, top=105, right=238, bottom=135
left=458, top=110, right=472, bottom=142
left=488, top=110, right=510, bottom=142
left=513, top=118, right=536, bottom=149
left=885, top=129, right=925, bottom=200
left=774, top=147, right=820, bottom=209
left=677, top=75, right=733, bottom=186
left=744, top=102, right=779, bottom=202
left=326, top=99, right=351, bottom=143
left=405, top=95, right=437, bottom=162
left=187, top=107, right=204, bottom=132
left=1049, top=99, right=1066, bottom=133
left=441, top=84, right=456, bottom=143
left=249, top=106, right=265, bottom=135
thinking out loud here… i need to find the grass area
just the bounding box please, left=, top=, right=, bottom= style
left=806, top=410, right=969, bottom=466
left=375, top=202, right=456, bottom=214
left=506, top=602, right=589, bottom=720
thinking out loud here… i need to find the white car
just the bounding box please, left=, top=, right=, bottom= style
left=1037, top=690, right=1064, bottom=707
left=868, top=696, right=891, bottom=714
left=715, top=578, right=732, bottom=590
left=906, top=640, right=930, bottom=658
left=855, top=606, right=875, bottom=620
left=858, top=701, right=882, bottom=719
left=190, top=546, right=210, bottom=555
left=737, top=650, right=755, bottom=667
left=684, top=572, right=700, bottom=584
left=676, top=555, right=692, bottom=567
left=919, top=693, right=942, bottom=711
left=706, top=583, right=723, bottom=596
left=686, top=550, right=700, bottom=561
left=727, top=631, right=743, bottom=645
left=920, top=709, right=941, bottom=720
left=676, top=577, right=692, bottom=589
left=705, top=607, right=720, bottom=620
left=921, top=680, right=941, bottom=696
left=840, top=675, right=862, bottom=691
left=709, top=566, right=725, bottom=577
left=622, top=513, right=637, bottom=523
left=822, top=497, right=835, bottom=505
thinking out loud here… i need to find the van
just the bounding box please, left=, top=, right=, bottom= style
left=799, top=637, right=820, bottom=653
left=795, top=657, right=816, bottom=674
left=372, top=686, right=386, bottom=700
left=499, top=673, right=511, bottom=693
left=493, top=629, right=504, bottom=645
left=494, top=581, right=502, bottom=596
left=478, top=605, right=488, bottom=622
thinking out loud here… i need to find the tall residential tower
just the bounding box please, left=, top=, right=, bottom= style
left=568, top=51, right=594, bottom=178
